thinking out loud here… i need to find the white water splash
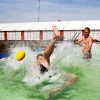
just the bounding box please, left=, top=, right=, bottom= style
left=2, top=42, right=100, bottom=88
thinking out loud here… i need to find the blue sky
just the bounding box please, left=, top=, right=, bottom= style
left=0, top=0, right=100, bottom=23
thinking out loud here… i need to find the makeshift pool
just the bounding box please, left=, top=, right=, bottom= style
left=0, top=42, right=100, bottom=100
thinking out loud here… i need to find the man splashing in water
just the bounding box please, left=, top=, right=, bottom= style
left=36, top=25, right=78, bottom=97
left=8, top=25, right=78, bottom=98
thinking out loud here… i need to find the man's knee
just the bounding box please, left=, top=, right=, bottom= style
left=63, top=72, right=78, bottom=82
left=71, top=74, right=78, bottom=83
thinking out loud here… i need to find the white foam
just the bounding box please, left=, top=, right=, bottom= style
left=3, top=42, right=100, bottom=88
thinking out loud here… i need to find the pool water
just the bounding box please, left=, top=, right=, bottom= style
left=0, top=42, right=100, bottom=100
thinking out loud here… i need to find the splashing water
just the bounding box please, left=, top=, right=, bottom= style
left=0, top=42, right=100, bottom=100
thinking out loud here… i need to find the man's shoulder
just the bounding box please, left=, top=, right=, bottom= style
left=88, top=36, right=93, bottom=42
left=89, top=36, right=93, bottom=40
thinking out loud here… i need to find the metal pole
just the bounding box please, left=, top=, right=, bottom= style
left=38, top=0, right=40, bottom=22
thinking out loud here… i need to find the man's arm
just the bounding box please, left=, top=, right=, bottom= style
left=43, top=25, right=60, bottom=63
left=82, top=37, right=93, bottom=54
left=75, top=37, right=83, bottom=45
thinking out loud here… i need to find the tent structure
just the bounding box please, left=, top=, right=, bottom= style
left=0, top=20, right=100, bottom=41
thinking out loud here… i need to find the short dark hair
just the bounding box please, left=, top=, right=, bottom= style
left=85, top=27, right=90, bottom=32
left=37, top=54, right=43, bottom=59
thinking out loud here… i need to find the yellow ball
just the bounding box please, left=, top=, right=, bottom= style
left=16, top=50, right=25, bottom=61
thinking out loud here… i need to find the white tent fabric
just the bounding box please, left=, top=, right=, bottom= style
left=16, top=22, right=37, bottom=31
left=82, top=20, right=100, bottom=30
left=46, top=21, right=69, bottom=30
left=0, top=20, right=100, bottom=31
left=64, top=21, right=85, bottom=30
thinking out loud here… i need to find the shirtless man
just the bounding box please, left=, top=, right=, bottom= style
left=76, top=27, right=93, bottom=59
left=37, top=25, right=77, bottom=96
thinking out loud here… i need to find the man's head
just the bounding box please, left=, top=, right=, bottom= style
left=84, top=27, right=90, bottom=38
left=36, top=54, right=43, bottom=64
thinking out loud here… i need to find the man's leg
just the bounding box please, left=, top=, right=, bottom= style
left=48, top=72, right=78, bottom=98
left=51, top=72, right=77, bottom=91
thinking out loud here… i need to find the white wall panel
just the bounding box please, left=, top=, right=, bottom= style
left=15, top=32, right=21, bottom=40
left=49, top=32, right=53, bottom=39
left=24, top=32, right=28, bottom=40
left=90, top=31, right=94, bottom=38
left=76, top=31, right=82, bottom=39
left=33, top=32, right=40, bottom=40
left=7, top=32, right=21, bottom=40
left=1, top=30, right=100, bottom=41
left=64, top=31, right=82, bottom=41
left=47, top=32, right=53, bottom=40
left=24, top=32, right=32, bottom=40
left=43, top=31, right=53, bottom=40
left=27, top=33, right=31, bottom=40
left=64, top=31, right=67, bottom=40
left=97, top=31, right=100, bottom=40
left=93, top=31, right=98, bottom=40
left=0, top=32, right=4, bottom=40
left=67, top=31, right=71, bottom=40
left=7, top=32, right=12, bottom=40
left=46, top=33, right=50, bottom=40
left=70, top=31, right=75, bottom=40
left=43, top=32, right=46, bottom=40
left=30, top=32, right=34, bottom=40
